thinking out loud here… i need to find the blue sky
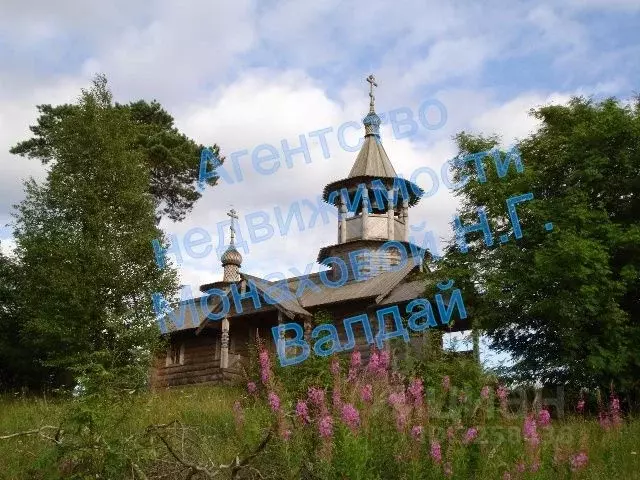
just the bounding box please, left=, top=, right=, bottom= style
left=0, top=0, right=638, bottom=363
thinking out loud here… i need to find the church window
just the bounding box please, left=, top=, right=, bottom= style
left=166, top=342, right=185, bottom=366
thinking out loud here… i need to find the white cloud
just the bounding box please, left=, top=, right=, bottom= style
left=399, top=37, right=495, bottom=91
left=470, top=91, right=573, bottom=145
left=0, top=238, right=17, bottom=258
left=526, top=5, right=588, bottom=51
left=0, top=75, right=92, bottom=227
left=81, top=0, right=256, bottom=105
left=0, top=0, right=637, bottom=291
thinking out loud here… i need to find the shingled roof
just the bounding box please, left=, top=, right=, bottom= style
left=159, top=257, right=424, bottom=333
left=240, top=273, right=312, bottom=319
left=348, top=135, right=397, bottom=178
left=295, top=258, right=420, bottom=308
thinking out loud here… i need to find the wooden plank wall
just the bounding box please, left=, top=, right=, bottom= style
left=153, top=331, right=221, bottom=387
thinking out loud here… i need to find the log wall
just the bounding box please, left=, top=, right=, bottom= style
left=152, top=331, right=221, bottom=388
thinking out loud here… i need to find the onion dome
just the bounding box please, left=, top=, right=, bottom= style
left=221, top=245, right=242, bottom=267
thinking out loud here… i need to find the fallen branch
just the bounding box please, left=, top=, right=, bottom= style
left=229, top=430, right=272, bottom=479
left=148, top=424, right=218, bottom=479
left=147, top=421, right=273, bottom=479
left=130, top=460, right=149, bottom=480
left=0, top=425, right=61, bottom=442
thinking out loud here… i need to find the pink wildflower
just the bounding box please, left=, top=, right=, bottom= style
left=443, top=462, right=453, bottom=477
left=609, top=395, right=620, bottom=412
left=430, top=440, right=442, bottom=463
left=318, top=415, right=333, bottom=438
left=308, top=387, right=325, bottom=408
left=247, top=381, right=257, bottom=395
left=268, top=392, right=280, bottom=412
left=395, top=409, right=409, bottom=431
left=389, top=390, right=410, bottom=431
left=368, top=349, right=390, bottom=377
left=259, top=350, right=271, bottom=384
left=330, top=358, right=340, bottom=376
left=350, top=350, right=361, bottom=368
left=523, top=415, right=539, bottom=446
left=530, top=460, right=541, bottom=472
left=480, top=386, right=490, bottom=400
left=346, top=351, right=361, bottom=381
left=502, top=473, right=512, bottom=480
left=496, top=385, right=508, bottom=400
left=610, top=395, right=622, bottom=426
left=463, top=427, right=478, bottom=444
left=516, top=461, right=525, bottom=473
left=360, top=384, right=373, bottom=403
left=332, top=388, right=342, bottom=410
left=577, top=399, right=585, bottom=413
left=537, top=408, right=551, bottom=427
left=295, top=400, right=310, bottom=424
left=379, top=350, right=390, bottom=373
left=408, top=378, right=424, bottom=407
left=368, top=351, right=380, bottom=373
left=282, top=429, right=292, bottom=441
left=497, top=385, right=509, bottom=411
left=442, top=375, right=450, bottom=391
left=341, top=403, right=360, bottom=431
left=570, top=451, right=588, bottom=471
left=411, top=425, right=423, bottom=441
left=389, top=391, right=406, bottom=407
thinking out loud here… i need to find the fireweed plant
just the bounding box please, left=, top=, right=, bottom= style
left=233, top=339, right=626, bottom=479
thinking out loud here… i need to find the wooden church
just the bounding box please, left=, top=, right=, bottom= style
left=151, top=76, right=467, bottom=388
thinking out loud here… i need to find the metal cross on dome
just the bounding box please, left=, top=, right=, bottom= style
left=227, top=208, right=238, bottom=245
left=366, top=74, right=378, bottom=111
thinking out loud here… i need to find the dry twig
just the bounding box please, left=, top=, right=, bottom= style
left=0, top=425, right=62, bottom=444
left=147, top=421, right=273, bottom=480
left=148, top=424, right=218, bottom=479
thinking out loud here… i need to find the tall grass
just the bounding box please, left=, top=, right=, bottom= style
left=0, top=349, right=639, bottom=479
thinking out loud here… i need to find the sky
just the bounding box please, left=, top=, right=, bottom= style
left=1, top=0, right=639, bottom=362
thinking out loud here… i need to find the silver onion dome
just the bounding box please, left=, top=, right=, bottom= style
left=221, top=245, right=242, bottom=267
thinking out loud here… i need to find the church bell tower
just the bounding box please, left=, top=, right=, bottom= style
left=317, top=75, right=425, bottom=280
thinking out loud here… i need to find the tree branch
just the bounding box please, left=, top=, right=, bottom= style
left=148, top=425, right=217, bottom=479
left=0, top=426, right=61, bottom=442
left=147, top=421, right=272, bottom=479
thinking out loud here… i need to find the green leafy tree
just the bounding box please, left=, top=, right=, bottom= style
left=0, top=246, right=35, bottom=388
left=439, top=97, right=640, bottom=398
left=9, top=76, right=194, bottom=390
left=10, top=75, right=222, bottom=222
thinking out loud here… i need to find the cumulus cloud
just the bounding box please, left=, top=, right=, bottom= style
left=0, top=75, right=93, bottom=228
left=0, top=0, right=637, bottom=291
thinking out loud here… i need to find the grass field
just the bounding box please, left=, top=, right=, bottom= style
left=1, top=384, right=639, bottom=479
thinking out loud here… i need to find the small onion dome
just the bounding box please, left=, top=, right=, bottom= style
left=363, top=111, right=381, bottom=136
left=221, top=245, right=242, bottom=266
